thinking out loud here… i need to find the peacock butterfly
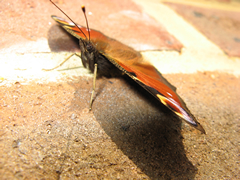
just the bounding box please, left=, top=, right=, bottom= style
left=48, top=0, right=205, bottom=133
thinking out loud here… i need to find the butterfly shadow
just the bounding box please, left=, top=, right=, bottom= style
left=48, top=25, right=80, bottom=53
left=85, top=76, right=197, bottom=179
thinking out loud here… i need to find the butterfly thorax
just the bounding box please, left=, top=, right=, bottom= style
left=79, top=40, right=121, bottom=77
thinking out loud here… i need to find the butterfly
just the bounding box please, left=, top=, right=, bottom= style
left=48, top=0, right=205, bottom=134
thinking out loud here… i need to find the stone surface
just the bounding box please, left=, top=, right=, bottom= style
left=164, top=1, right=240, bottom=57
left=0, top=0, right=240, bottom=179
left=0, top=81, right=148, bottom=179
left=0, top=0, right=183, bottom=53
left=0, top=72, right=239, bottom=179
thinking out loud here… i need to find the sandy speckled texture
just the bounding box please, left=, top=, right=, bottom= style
left=0, top=72, right=239, bottom=179
left=0, top=0, right=240, bottom=179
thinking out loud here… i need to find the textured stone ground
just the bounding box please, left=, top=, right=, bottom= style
left=0, top=0, right=239, bottom=179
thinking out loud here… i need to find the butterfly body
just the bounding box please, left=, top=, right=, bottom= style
left=51, top=15, right=205, bottom=134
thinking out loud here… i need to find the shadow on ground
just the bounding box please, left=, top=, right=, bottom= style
left=48, top=25, right=80, bottom=53
left=70, top=76, right=198, bottom=179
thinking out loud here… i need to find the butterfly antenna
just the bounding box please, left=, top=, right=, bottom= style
left=81, top=6, right=91, bottom=41
left=49, top=0, right=87, bottom=39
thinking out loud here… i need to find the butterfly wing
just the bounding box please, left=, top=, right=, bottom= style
left=105, top=49, right=205, bottom=133
left=52, top=15, right=109, bottom=45
left=51, top=16, right=205, bottom=133
left=52, top=15, right=87, bottom=39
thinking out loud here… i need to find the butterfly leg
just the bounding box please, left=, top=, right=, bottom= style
left=89, top=63, right=98, bottom=111
left=42, top=53, right=81, bottom=71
